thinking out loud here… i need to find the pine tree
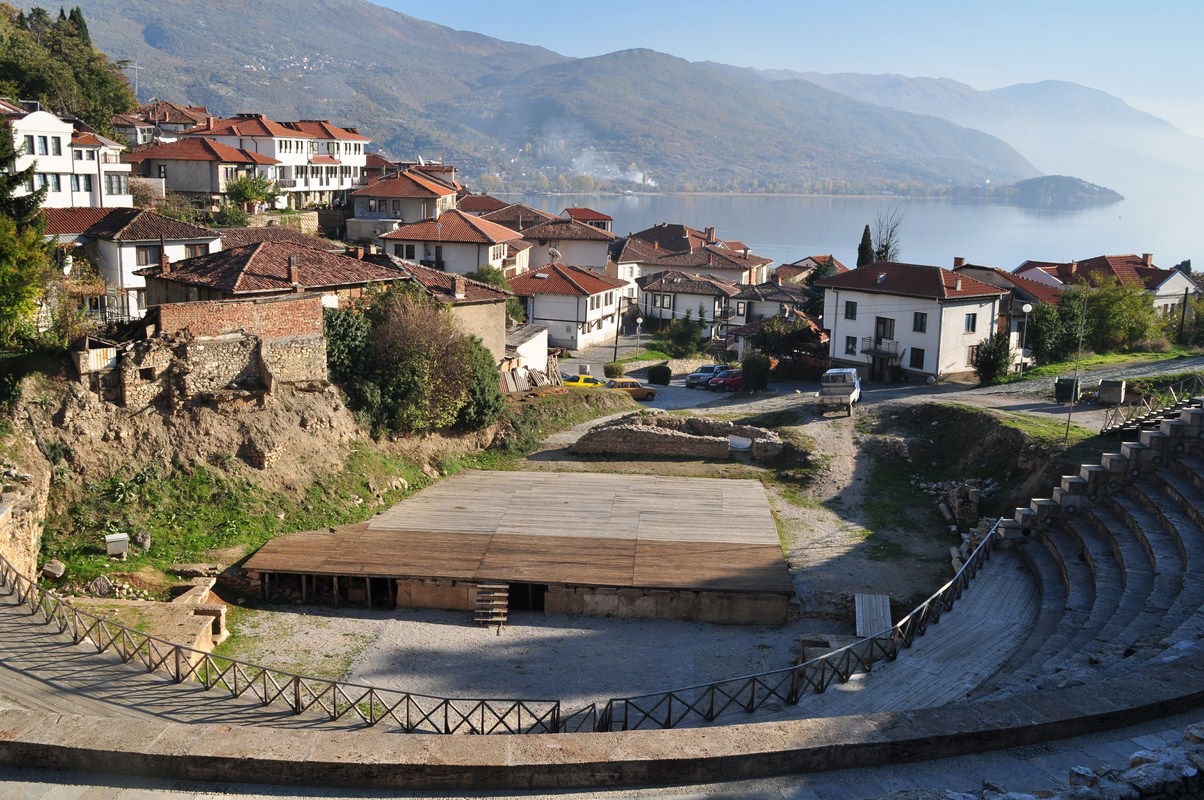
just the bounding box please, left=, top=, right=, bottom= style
left=856, top=224, right=874, bottom=267
left=0, top=122, right=45, bottom=231
left=68, top=7, right=90, bottom=42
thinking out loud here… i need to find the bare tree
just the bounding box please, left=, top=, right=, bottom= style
left=872, top=207, right=905, bottom=262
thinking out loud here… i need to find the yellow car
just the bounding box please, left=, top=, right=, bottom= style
left=562, top=373, right=608, bottom=388
left=606, top=378, right=658, bottom=401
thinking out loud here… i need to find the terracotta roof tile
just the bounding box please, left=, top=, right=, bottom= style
left=282, top=119, right=369, bottom=141
left=609, top=236, right=662, bottom=264
left=180, top=113, right=298, bottom=138
left=352, top=169, right=457, bottom=198
left=124, top=137, right=278, bottom=165
left=649, top=243, right=771, bottom=271
left=779, top=255, right=849, bottom=278
left=1016, top=254, right=1176, bottom=291
left=363, top=255, right=510, bottom=304
left=480, top=203, right=555, bottom=229
left=132, top=101, right=210, bottom=126
left=379, top=209, right=521, bottom=244
left=563, top=206, right=613, bottom=222
left=956, top=265, right=1063, bottom=305
left=134, top=242, right=404, bottom=295
left=734, top=281, right=810, bottom=303
left=510, top=263, right=626, bottom=297
left=216, top=227, right=339, bottom=251
left=520, top=216, right=616, bottom=242
left=457, top=194, right=508, bottom=213
left=816, top=262, right=1006, bottom=300
left=631, top=222, right=745, bottom=254
left=41, top=208, right=215, bottom=242
left=636, top=270, right=740, bottom=297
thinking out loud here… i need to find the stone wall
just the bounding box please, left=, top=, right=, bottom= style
left=261, top=335, right=328, bottom=388
left=0, top=453, right=49, bottom=579
left=546, top=585, right=788, bottom=625
left=395, top=578, right=478, bottom=611
left=571, top=413, right=785, bottom=462
left=180, top=334, right=263, bottom=395
left=246, top=211, right=320, bottom=235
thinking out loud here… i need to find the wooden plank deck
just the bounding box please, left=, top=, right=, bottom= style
left=855, top=593, right=892, bottom=638
left=245, top=471, right=794, bottom=595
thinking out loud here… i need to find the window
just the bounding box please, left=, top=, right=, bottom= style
left=367, top=198, right=377, bottom=212
left=653, top=293, right=671, bottom=309
left=73, top=149, right=83, bottom=161
left=36, top=136, right=48, bottom=155
left=391, top=199, right=400, bottom=214
left=909, top=348, right=925, bottom=370
left=49, top=174, right=61, bottom=192
left=967, top=345, right=979, bottom=366
left=964, top=313, right=977, bottom=333
left=874, top=316, right=895, bottom=341
left=184, top=243, right=209, bottom=259
left=85, top=149, right=94, bottom=160
left=157, top=165, right=167, bottom=179
left=35, top=173, right=47, bottom=189
left=404, top=244, right=415, bottom=260
left=51, top=137, right=61, bottom=156
left=135, top=245, right=162, bottom=266
left=70, top=175, right=79, bottom=191
left=104, top=174, right=128, bottom=196
left=81, top=174, right=92, bottom=191
left=736, top=301, right=747, bottom=316
left=913, top=311, right=927, bottom=333
left=844, top=336, right=857, bottom=356
left=844, top=300, right=857, bottom=320
left=433, top=245, right=442, bottom=262
left=23, top=135, right=34, bottom=155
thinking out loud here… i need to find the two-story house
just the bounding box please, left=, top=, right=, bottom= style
left=729, top=279, right=811, bottom=327
left=642, top=243, right=772, bottom=286
left=776, top=254, right=849, bottom=284
left=345, top=169, right=458, bottom=242
left=42, top=207, right=221, bottom=319
left=479, top=202, right=555, bottom=232
left=4, top=99, right=132, bottom=209
left=520, top=217, right=615, bottom=272
left=378, top=209, right=525, bottom=275
left=1014, top=253, right=1199, bottom=315
left=607, top=235, right=662, bottom=302
left=509, top=263, right=627, bottom=350
left=816, top=261, right=1007, bottom=382
left=111, top=101, right=211, bottom=146
left=953, top=259, right=1062, bottom=369
left=635, top=270, right=740, bottom=339
left=124, top=138, right=279, bottom=206
left=561, top=207, right=613, bottom=232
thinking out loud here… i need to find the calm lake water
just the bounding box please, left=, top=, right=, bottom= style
left=501, top=188, right=1201, bottom=270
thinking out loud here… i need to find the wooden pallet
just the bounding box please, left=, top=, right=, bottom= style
left=474, top=583, right=509, bottom=627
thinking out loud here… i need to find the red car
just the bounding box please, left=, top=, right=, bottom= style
left=707, top=369, right=743, bottom=391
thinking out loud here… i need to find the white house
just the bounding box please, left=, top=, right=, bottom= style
left=378, top=209, right=525, bottom=276
left=1015, top=253, right=1200, bottom=315
left=346, top=169, right=458, bottom=242
left=520, top=217, right=615, bottom=272
left=635, top=270, right=740, bottom=339
left=816, top=261, right=1007, bottom=381
left=954, top=261, right=1063, bottom=370
left=641, top=242, right=772, bottom=285
left=42, top=207, right=221, bottom=319
left=4, top=99, right=132, bottom=209
left=730, top=279, right=812, bottom=328
left=505, top=323, right=550, bottom=373
left=509, top=263, right=627, bottom=350
left=561, top=207, right=613, bottom=232
left=606, top=236, right=663, bottom=302
left=177, top=114, right=369, bottom=207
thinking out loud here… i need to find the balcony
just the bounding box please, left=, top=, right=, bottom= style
left=276, top=179, right=298, bottom=188
left=860, top=337, right=900, bottom=358
left=419, top=259, right=445, bottom=270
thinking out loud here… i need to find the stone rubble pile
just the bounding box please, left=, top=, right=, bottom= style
left=571, top=412, right=785, bottom=462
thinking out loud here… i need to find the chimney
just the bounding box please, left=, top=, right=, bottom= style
left=1142, top=253, right=1153, bottom=267
left=452, top=274, right=466, bottom=300
left=206, top=115, right=214, bottom=129
left=1067, top=261, right=1079, bottom=275
left=288, top=254, right=301, bottom=290
left=954, top=278, right=963, bottom=292
left=771, top=272, right=782, bottom=285
left=704, top=226, right=716, bottom=244
left=953, top=256, right=966, bottom=268
left=158, top=235, right=170, bottom=275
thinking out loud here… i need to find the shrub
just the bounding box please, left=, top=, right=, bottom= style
left=647, top=364, right=671, bottom=385
left=972, top=331, right=1014, bottom=384
left=1129, top=337, right=1170, bottom=353
left=651, top=308, right=709, bottom=358
left=209, top=204, right=250, bottom=228
left=465, top=266, right=525, bottom=322
left=742, top=353, right=771, bottom=392
left=456, top=337, right=505, bottom=431
left=603, top=361, right=625, bottom=378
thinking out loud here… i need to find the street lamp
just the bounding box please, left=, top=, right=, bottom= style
left=1019, top=303, right=1034, bottom=376
left=635, top=316, right=644, bottom=354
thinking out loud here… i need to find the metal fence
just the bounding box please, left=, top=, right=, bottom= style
left=0, top=518, right=1002, bottom=735
left=1101, top=374, right=1203, bottom=434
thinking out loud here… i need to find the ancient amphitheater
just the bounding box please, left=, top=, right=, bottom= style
left=1, top=398, right=1203, bottom=796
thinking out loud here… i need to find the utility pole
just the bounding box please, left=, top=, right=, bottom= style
left=124, top=59, right=145, bottom=99
left=1065, top=289, right=1090, bottom=445
left=1179, top=286, right=1190, bottom=343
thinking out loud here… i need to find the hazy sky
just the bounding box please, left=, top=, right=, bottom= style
left=381, top=0, right=1204, bottom=137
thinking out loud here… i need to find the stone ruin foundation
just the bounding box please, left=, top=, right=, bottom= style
left=571, top=412, right=785, bottom=462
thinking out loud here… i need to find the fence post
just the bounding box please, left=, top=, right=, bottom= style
left=293, top=676, right=302, bottom=714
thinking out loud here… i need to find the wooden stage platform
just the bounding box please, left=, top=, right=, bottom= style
left=244, top=471, right=794, bottom=596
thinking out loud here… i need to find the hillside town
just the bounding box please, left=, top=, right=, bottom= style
left=4, top=6, right=1204, bottom=798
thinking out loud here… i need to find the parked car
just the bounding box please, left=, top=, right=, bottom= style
left=606, top=378, right=657, bottom=400
left=707, top=369, right=743, bottom=391
left=685, top=364, right=729, bottom=388
left=562, top=373, right=607, bottom=388
left=816, top=367, right=861, bottom=416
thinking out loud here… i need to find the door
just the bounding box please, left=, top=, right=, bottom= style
left=870, top=357, right=886, bottom=381
left=874, top=316, right=895, bottom=342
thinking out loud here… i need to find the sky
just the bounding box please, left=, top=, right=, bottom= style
left=380, top=0, right=1204, bottom=137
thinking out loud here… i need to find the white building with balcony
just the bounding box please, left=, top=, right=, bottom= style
left=3, top=98, right=132, bottom=209
left=509, top=263, right=628, bottom=350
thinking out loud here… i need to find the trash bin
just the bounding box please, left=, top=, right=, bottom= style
left=1054, top=377, right=1081, bottom=404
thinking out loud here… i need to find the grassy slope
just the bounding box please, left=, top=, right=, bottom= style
left=995, top=346, right=1198, bottom=384
left=41, top=388, right=638, bottom=588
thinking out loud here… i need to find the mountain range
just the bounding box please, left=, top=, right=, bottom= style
left=58, top=0, right=1204, bottom=194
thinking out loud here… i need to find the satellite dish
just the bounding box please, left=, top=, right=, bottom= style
left=548, top=247, right=562, bottom=262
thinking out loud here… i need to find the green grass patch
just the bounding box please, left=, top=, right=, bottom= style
left=615, top=348, right=673, bottom=364
left=994, top=346, right=1199, bottom=384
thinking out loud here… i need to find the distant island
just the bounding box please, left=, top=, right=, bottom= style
left=954, top=175, right=1123, bottom=210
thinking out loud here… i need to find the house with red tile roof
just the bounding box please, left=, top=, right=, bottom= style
left=509, top=264, right=627, bottom=349
left=1014, top=253, right=1199, bottom=315
left=177, top=113, right=370, bottom=207
left=378, top=209, right=525, bottom=276
left=776, top=255, right=849, bottom=284
left=627, top=222, right=773, bottom=285
left=41, top=207, right=221, bottom=319
left=111, top=100, right=211, bottom=146
left=954, top=259, right=1064, bottom=368
left=635, top=270, right=741, bottom=339
left=124, top=137, right=278, bottom=206
left=606, top=235, right=663, bottom=301
left=346, top=169, right=459, bottom=242
left=135, top=241, right=405, bottom=310
left=816, top=261, right=1007, bottom=381
left=520, top=216, right=616, bottom=272
left=458, top=193, right=508, bottom=215
left=561, top=207, right=613, bottom=232
left=479, top=202, right=556, bottom=232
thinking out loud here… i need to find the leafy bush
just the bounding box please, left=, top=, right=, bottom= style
left=603, top=361, right=625, bottom=378
left=651, top=308, right=709, bottom=358
left=972, top=331, right=1013, bottom=384
left=209, top=204, right=250, bottom=228
left=647, top=364, right=671, bottom=385
left=742, top=353, right=771, bottom=392
left=456, top=337, right=505, bottom=431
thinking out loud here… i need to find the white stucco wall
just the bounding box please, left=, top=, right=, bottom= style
left=526, top=239, right=610, bottom=270
left=525, top=291, right=618, bottom=350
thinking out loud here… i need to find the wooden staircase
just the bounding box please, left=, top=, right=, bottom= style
left=474, top=583, right=510, bottom=627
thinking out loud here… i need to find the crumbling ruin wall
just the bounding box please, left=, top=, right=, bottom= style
left=180, top=334, right=263, bottom=395
left=571, top=413, right=785, bottom=462
left=0, top=455, right=49, bottom=579
left=261, top=335, right=327, bottom=387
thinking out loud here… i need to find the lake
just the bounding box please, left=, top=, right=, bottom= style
left=499, top=188, right=1201, bottom=270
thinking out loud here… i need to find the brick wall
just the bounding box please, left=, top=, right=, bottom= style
left=155, top=294, right=323, bottom=340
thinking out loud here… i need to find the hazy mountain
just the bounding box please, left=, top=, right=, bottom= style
left=714, top=65, right=1204, bottom=190
left=62, top=0, right=1038, bottom=191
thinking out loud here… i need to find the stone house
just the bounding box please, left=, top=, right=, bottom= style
left=816, top=261, right=1007, bottom=382
left=509, top=264, right=627, bottom=350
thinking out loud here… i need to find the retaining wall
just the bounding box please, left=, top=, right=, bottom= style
left=545, top=585, right=788, bottom=625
